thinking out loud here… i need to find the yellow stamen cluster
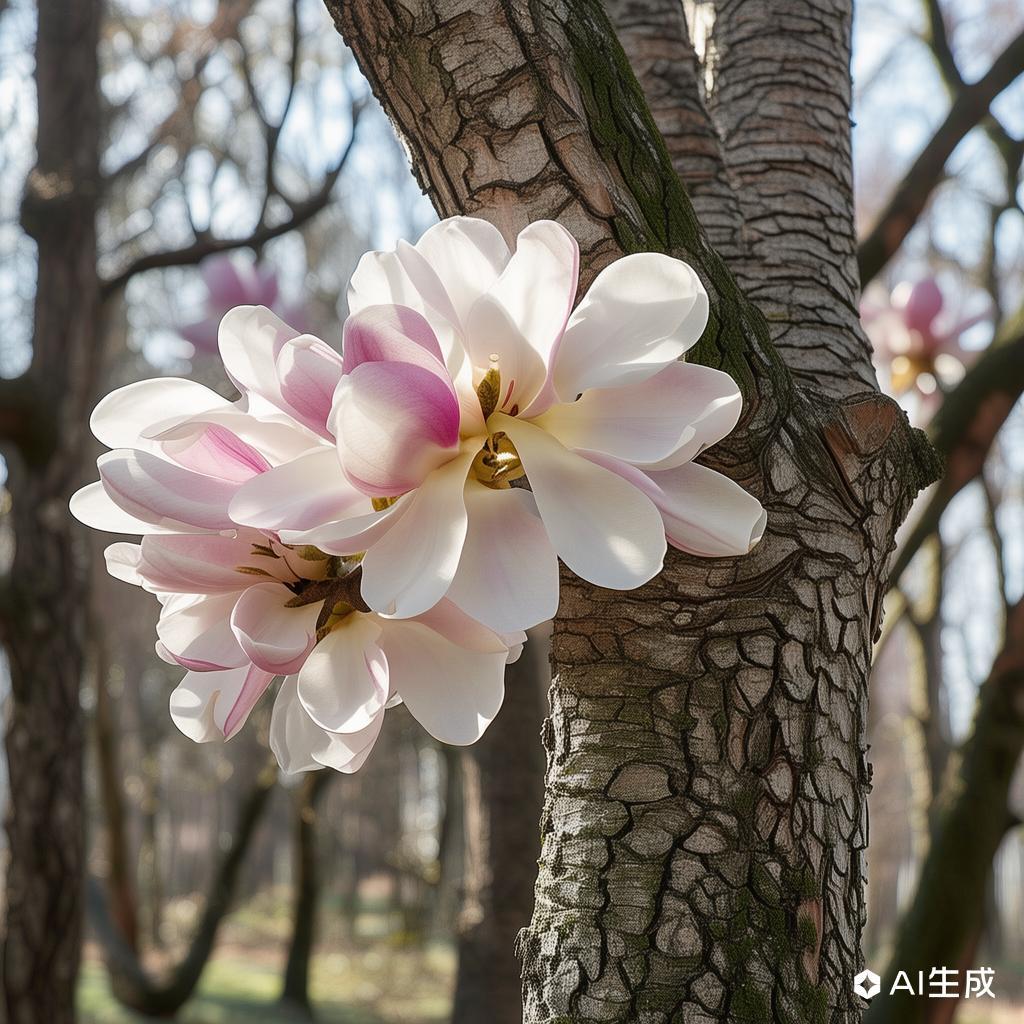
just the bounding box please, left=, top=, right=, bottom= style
left=471, top=431, right=525, bottom=489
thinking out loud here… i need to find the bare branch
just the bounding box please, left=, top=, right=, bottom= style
left=99, top=102, right=363, bottom=298
left=859, top=26, right=1024, bottom=286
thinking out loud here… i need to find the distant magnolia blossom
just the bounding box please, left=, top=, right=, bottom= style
left=71, top=348, right=521, bottom=773
left=232, top=217, right=766, bottom=633
left=861, top=278, right=985, bottom=418
left=178, top=255, right=307, bottom=356
left=73, top=215, right=764, bottom=771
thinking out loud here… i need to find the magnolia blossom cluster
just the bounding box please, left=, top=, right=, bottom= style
left=73, top=217, right=766, bottom=774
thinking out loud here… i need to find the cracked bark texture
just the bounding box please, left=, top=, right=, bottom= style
left=606, top=0, right=743, bottom=256
left=0, top=0, right=101, bottom=1019
left=323, top=2, right=938, bottom=1020
left=704, top=0, right=875, bottom=400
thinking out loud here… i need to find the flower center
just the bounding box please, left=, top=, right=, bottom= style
left=470, top=431, right=525, bottom=489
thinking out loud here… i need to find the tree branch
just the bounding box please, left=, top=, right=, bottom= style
left=99, top=101, right=363, bottom=298
left=858, top=26, right=1024, bottom=286
left=887, top=311, right=1024, bottom=588
left=867, top=598, right=1024, bottom=1024
left=88, top=762, right=277, bottom=1016
left=605, top=0, right=743, bottom=255
left=702, top=0, right=876, bottom=399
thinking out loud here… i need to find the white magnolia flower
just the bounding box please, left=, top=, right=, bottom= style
left=233, top=217, right=766, bottom=633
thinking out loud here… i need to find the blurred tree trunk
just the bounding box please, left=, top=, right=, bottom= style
left=93, top=643, right=140, bottom=953
left=279, top=771, right=334, bottom=1014
left=328, top=2, right=938, bottom=1020
left=866, top=598, right=1024, bottom=1024
left=88, top=764, right=276, bottom=1016
left=451, top=632, right=546, bottom=1024
left=0, top=0, right=102, bottom=1019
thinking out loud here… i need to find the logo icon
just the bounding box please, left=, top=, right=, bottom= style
left=854, top=969, right=881, bottom=1000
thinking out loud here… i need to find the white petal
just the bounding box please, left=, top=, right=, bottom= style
left=71, top=481, right=187, bottom=535
left=169, top=664, right=275, bottom=742
left=104, top=542, right=144, bottom=585
left=446, top=483, right=559, bottom=632
left=537, top=362, right=742, bottom=468
left=137, top=533, right=252, bottom=594
left=639, top=461, right=766, bottom=557
left=494, top=413, right=666, bottom=590
left=280, top=496, right=410, bottom=556
left=378, top=619, right=506, bottom=745
left=229, top=448, right=366, bottom=533
left=230, top=582, right=321, bottom=675
left=218, top=305, right=299, bottom=402
left=554, top=253, right=709, bottom=398
left=464, top=220, right=578, bottom=412
left=271, top=676, right=383, bottom=775
left=296, top=614, right=389, bottom=734
left=158, top=591, right=247, bottom=671
left=91, top=378, right=228, bottom=450
left=98, top=450, right=237, bottom=531
left=359, top=449, right=475, bottom=617
left=413, top=216, right=511, bottom=326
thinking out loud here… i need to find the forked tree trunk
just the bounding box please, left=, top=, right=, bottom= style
left=1, top=0, right=102, bottom=1019
left=325, top=2, right=937, bottom=1019
left=280, top=770, right=334, bottom=1013
left=451, top=631, right=546, bottom=1024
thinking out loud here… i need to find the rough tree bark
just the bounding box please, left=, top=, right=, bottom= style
left=0, top=0, right=101, bottom=1019
left=325, top=2, right=938, bottom=1020
left=451, top=630, right=546, bottom=1024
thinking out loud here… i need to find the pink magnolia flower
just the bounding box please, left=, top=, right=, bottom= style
left=179, top=255, right=308, bottom=356
left=232, top=217, right=766, bottom=633
left=71, top=313, right=520, bottom=773
left=861, top=278, right=985, bottom=405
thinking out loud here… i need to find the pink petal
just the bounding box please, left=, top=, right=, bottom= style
left=276, top=336, right=344, bottom=438
left=162, top=424, right=271, bottom=483
left=332, top=362, right=461, bottom=497
left=341, top=304, right=449, bottom=377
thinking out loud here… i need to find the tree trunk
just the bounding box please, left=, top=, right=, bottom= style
left=325, top=2, right=937, bottom=1019
left=279, top=771, right=334, bottom=1014
left=1, top=0, right=102, bottom=1019
left=87, top=764, right=276, bottom=1016
left=451, top=630, right=546, bottom=1024
left=866, top=599, right=1024, bottom=1024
